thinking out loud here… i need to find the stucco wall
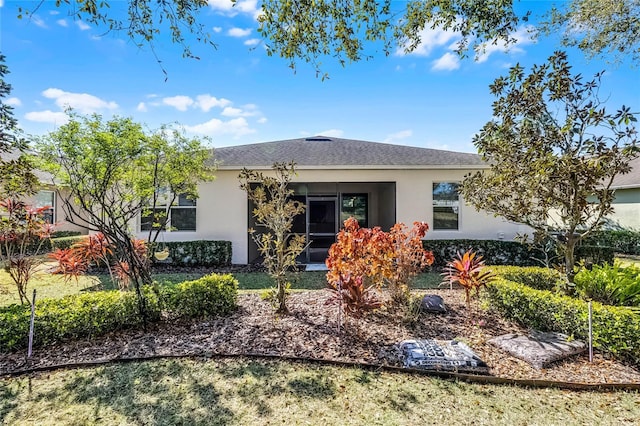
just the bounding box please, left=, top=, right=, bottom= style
left=162, top=167, right=527, bottom=264
left=609, top=188, right=640, bottom=229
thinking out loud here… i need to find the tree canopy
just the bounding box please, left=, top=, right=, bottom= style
left=0, top=53, right=38, bottom=198
left=540, top=0, right=640, bottom=66
left=460, top=51, right=639, bottom=284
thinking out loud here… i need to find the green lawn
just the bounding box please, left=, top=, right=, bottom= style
left=0, top=267, right=443, bottom=307
left=2, top=358, right=638, bottom=425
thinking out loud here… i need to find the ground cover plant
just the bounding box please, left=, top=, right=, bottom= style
left=1, top=358, right=639, bottom=425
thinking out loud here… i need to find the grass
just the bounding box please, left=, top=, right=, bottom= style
left=1, top=358, right=638, bottom=425
left=0, top=267, right=443, bottom=307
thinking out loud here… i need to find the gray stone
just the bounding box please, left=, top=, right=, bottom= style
left=420, top=294, right=447, bottom=313
left=397, top=339, right=488, bottom=374
left=488, top=331, right=587, bottom=369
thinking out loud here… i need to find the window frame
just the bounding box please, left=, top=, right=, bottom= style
left=34, top=190, right=55, bottom=224
left=432, top=182, right=460, bottom=231
left=140, top=191, right=197, bottom=232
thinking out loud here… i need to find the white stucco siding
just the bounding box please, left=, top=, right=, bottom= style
left=183, top=167, right=525, bottom=264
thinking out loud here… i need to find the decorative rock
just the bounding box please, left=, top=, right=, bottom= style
left=488, top=331, right=587, bottom=369
left=420, top=294, right=447, bottom=313
left=397, top=339, right=488, bottom=374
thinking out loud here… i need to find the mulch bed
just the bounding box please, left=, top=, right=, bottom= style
left=2, top=288, right=639, bottom=384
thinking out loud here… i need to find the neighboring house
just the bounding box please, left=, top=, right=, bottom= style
left=0, top=150, right=86, bottom=234
left=136, top=136, right=528, bottom=264
left=607, top=155, right=640, bottom=230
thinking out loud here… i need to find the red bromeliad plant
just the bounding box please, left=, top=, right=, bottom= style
left=326, top=273, right=383, bottom=322
left=441, top=250, right=495, bottom=309
left=0, top=198, right=55, bottom=304
left=326, top=218, right=435, bottom=317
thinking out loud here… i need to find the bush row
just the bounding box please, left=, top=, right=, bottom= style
left=0, top=273, right=238, bottom=353
left=152, top=240, right=232, bottom=267
left=489, top=265, right=563, bottom=291
left=484, top=278, right=640, bottom=367
left=423, top=239, right=616, bottom=269
left=583, top=230, right=640, bottom=255
left=423, top=240, right=542, bottom=269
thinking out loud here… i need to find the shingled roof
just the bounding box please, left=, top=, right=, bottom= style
left=214, top=136, right=484, bottom=169
left=611, top=155, right=640, bottom=189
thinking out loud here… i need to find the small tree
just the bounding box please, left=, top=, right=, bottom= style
left=239, top=162, right=307, bottom=314
left=0, top=53, right=37, bottom=199
left=0, top=199, right=54, bottom=304
left=461, top=51, right=638, bottom=286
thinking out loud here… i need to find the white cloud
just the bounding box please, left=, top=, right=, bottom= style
left=257, top=117, right=267, bottom=124
left=0, top=0, right=5, bottom=7
left=195, top=94, right=231, bottom=112
left=431, top=52, right=460, bottom=71
left=136, top=102, right=148, bottom=112
left=6, top=97, right=22, bottom=107
left=475, top=25, right=535, bottom=63
left=396, top=26, right=460, bottom=57
left=185, top=117, right=255, bottom=138
left=384, top=130, right=413, bottom=144
left=228, top=27, right=251, bottom=37
left=56, top=19, right=68, bottom=27
left=76, top=20, right=91, bottom=31
left=212, top=26, right=222, bottom=33
left=162, top=95, right=194, bottom=111
left=221, top=104, right=259, bottom=117
left=244, top=38, right=260, bottom=47
left=25, top=110, right=69, bottom=125
left=318, top=129, right=344, bottom=138
left=208, top=0, right=260, bottom=19
left=32, top=15, right=48, bottom=29
left=42, top=88, right=118, bottom=113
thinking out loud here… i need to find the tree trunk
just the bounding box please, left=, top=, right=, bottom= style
left=564, top=235, right=577, bottom=294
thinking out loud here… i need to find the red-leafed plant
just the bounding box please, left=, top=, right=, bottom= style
left=441, top=250, right=495, bottom=308
left=0, top=198, right=55, bottom=304
left=387, top=221, right=435, bottom=303
left=326, top=218, right=435, bottom=318
left=326, top=273, right=382, bottom=324
left=48, top=248, right=88, bottom=282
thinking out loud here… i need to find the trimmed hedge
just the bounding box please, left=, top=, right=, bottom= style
left=584, top=230, right=640, bottom=255
left=0, top=288, right=160, bottom=352
left=423, top=239, right=541, bottom=268
left=153, top=240, right=232, bottom=267
left=163, top=273, right=238, bottom=318
left=484, top=278, right=640, bottom=367
left=0, top=273, right=239, bottom=353
left=490, top=265, right=563, bottom=291
left=424, top=239, right=616, bottom=269
left=51, top=235, right=88, bottom=251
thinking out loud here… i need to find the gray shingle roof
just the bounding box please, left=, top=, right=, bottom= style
left=611, top=155, right=640, bottom=189
left=214, top=136, right=484, bottom=168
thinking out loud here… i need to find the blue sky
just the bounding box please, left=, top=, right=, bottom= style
left=1, top=0, right=638, bottom=152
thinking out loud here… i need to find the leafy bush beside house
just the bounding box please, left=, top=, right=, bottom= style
left=584, top=230, right=640, bottom=255
left=484, top=278, right=640, bottom=367
left=0, top=273, right=238, bottom=352
left=423, top=240, right=542, bottom=268
left=152, top=240, right=232, bottom=267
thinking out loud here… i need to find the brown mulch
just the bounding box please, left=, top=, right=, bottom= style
left=1, top=289, right=639, bottom=384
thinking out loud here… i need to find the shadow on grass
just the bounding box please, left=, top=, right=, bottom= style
left=0, top=381, right=19, bottom=424
left=26, top=360, right=235, bottom=426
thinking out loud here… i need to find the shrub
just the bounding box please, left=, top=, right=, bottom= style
left=423, top=239, right=541, bottom=268
left=584, top=229, right=640, bottom=255
left=484, top=278, right=640, bottom=367
left=441, top=250, right=495, bottom=308
left=574, top=263, right=640, bottom=307
left=153, top=240, right=232, bottom=267
left=163, top=273, right=238, bottom=318
left=574, top=245, right=615, bottom=266
left=326, top=273, right=382, bottom=318
left=0, top=287, right=161, bottom=352
left=490, top=265, right=563, bottom=291
left=51, top=235, right=88, bottom=251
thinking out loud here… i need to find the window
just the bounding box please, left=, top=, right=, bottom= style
left=34, top=190, right=55, bottom=224
left=433, top=182, right=459, bottom=230
left=341, top=193, right=368, bottom=228
left=141, top=192, right=196, bottom=232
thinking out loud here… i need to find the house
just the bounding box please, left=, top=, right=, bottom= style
left=138, top=136, right=527, bottom=264
left=607, top=155, right=640, bottom=230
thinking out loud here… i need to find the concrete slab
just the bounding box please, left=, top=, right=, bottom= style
left=489, top=331, right=586, bottom=369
